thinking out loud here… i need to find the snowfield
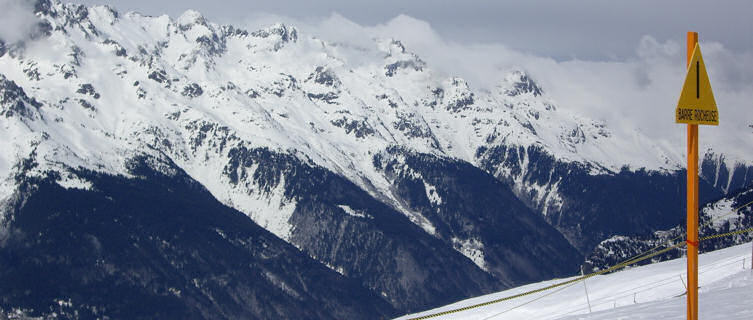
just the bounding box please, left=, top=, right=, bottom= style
left=399, top=243, right=753, bottom=320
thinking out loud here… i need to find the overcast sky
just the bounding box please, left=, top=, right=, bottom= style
left=70, top=0, right=753, bottom=60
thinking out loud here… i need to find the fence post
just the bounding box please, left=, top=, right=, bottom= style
left=581, top=266, right=592, bottom=313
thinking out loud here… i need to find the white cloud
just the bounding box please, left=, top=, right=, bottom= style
left=72, top=0, right=753, bottom=61
left=0, top=0, right=39, bottom=44
left=172, top=10, right=753, bottom=165
left=240, top=12, right=753, bottom=164
left=258, top=13, right=752, bottom=163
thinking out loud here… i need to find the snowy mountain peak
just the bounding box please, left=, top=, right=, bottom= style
left=501, top=69, right=543, bottom=97
left=176, top=9, right=207, bottom=30
left=443, top=77, right=474, bottom=112
left=383, top=39, right=407, bottom=55
left=380, top=39, right=426, bottom=77
left=33, top=0, right=54, bottom=15
left=87, top=4, right=119, bottom=24
left=251, top=23, right=298, bottom=44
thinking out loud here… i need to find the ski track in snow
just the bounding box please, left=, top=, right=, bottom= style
left=398, top=243, right=753, bottom=320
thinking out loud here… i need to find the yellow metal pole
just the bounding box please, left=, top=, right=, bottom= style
left=686, top=31, right=699, bottom=320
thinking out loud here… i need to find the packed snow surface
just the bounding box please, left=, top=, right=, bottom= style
left=399, top=243, right=753, bottom=320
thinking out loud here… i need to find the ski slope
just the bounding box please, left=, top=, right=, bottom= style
left=399, top=243, right=753, bottom=320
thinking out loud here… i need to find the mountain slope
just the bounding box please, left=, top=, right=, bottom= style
left=373, top=147, right=581, bottom=284
left=0, top=155, right=395, bottom=319
left=219, top=145, right=505, bottom=311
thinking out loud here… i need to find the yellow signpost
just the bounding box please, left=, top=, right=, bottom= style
left=678, top=31, right=718, bottom=320
left=676, top=43, right=719, bottom=125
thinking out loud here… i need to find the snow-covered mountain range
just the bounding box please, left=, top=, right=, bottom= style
left=0, top=1, right=751, bottom=318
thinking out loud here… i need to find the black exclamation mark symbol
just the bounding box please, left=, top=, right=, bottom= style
left=696, top=61, right=700, bottom=99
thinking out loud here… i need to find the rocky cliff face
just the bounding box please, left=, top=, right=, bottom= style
left=373, top=147, right=581, bottom=284
left=701, top=152, right=753, bottom=194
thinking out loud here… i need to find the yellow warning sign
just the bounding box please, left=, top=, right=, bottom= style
left=676, top=43, right=718, bottom=125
